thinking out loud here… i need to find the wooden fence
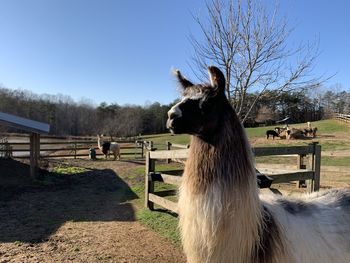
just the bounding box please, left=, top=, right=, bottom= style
left=335, top=113, right=350, bottom=123
left=145, top=143, right=321, bottom=213
left=0, top=139, right=146, bottom=159
left=0, top=137, right=12, bottom=159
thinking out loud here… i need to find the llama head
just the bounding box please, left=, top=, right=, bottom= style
left=167, top=66, right=229, bottom=138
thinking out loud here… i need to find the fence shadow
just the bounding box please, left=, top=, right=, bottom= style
left=0, top=159, right=138, bottom=243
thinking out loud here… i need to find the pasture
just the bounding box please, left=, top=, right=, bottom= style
left=0, top=119, right=349, bottom=262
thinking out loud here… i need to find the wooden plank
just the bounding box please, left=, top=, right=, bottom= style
left=150, top=145, right=314, bottom=159
left=150, top=149, right=189, bottom=159
left=253, top=146, right=314, bottom=156
left=1, top=141, right=142, bottom=148
left=313, top=145, right=321, bottom=191
left=14, top=152, right=142, bottom=158
left=151, top=170, right=315, bottom=188
left=148, top=193, right=178, bottom=213
left=150, top=173, right=182, bottom=186
left=145, top=152, right=155, bottom=209
left=269, top=170, right=314, bottom=184
left=171, top=143, right=190, bottom=149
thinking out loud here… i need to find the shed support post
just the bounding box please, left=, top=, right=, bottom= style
left=30, top=133, right=40, bottom=179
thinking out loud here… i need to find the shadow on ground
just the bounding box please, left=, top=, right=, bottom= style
left=0, top=159, right=138, bottom=243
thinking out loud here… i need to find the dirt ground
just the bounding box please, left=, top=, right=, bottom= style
left=0, top=158, right=185, bottom=263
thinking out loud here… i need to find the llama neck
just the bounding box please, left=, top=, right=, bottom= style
left=181, top=111, right=263, bottom=262
left=97, top=136, right=102, bottom=150
left=184, top=111, right=257, bottom=195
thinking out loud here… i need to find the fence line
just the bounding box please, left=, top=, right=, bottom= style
left=334, top=113, right=350, bottom=123
left=145, top=142, right=321, bottom=213
left=0, top=140, right=146, bottom=159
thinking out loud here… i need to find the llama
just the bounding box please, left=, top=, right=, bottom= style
left=166, top=66, right=350, bottom=263
left=275, top=127, right=289, bottom=139
left=304, top=127, right=318, bottom=138
left=266, top=130, right=279, bottom=140
left=97, top=134, right=120, bottom=160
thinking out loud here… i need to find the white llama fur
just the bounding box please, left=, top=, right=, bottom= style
left=261, top=191, right=350, bottom=263
left=168, top=66, right=350, bottom=263
left=97, top=135, right=120, bottom=160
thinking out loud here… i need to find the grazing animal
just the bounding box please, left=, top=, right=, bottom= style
left=166, top=66, right=350, bottom=263
left=274, top=127, right=282, bottom=134
left=266, top=130, right=279, bottom=140
left=97, top=135, right=120, bottom=160
left=275, top=127, right=289, bottom=139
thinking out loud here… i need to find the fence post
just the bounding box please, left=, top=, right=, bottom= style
left=296, top=153, right=306, bottom=189
left=141, top=141, right=144, bottom=158
left=309, top=142, right=321, bottom=192
left=166, top=141, right=171, bottom=163
left=145, top=150, right=155, bottom=210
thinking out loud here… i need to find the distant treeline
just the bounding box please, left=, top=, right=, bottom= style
left=0, top=87, right=171, bottom=137
left=0, top=87, right=349, bottom=136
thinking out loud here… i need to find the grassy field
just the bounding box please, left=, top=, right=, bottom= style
left=140, top=119, right=350, bottom=165
left=119, top=163, right=182, bottom=245
left=142, top=119, right=349, bottom=146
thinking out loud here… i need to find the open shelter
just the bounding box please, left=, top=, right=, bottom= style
left=0, top=111, right=50, bottom=178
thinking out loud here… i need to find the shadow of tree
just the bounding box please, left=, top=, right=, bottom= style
left=0, top=159, right=138, bottom=243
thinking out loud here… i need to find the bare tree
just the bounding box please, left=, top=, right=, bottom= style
left=189, top=0, right=326, bottom=123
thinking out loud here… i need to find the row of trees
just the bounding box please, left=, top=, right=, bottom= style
left=0, top=87, right=170, bottom=137
left=0, top=86, right=348, bottom=137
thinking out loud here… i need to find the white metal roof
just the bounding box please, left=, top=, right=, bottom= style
left=0, top=112, right=50, bottom=134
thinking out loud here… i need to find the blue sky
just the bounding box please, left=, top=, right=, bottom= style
left=0, top=0, right=349, bottom=106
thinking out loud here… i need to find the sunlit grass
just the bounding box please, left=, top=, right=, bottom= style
left=321, top=156, right=350, bottom=166
left=52, top=166, right=88, bottom=174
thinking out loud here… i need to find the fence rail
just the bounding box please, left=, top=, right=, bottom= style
left=334, top=113, right=350, bottom=123
left=145, top=143, right=321, bottom=213
left=0, top=140, right=146, bottom=159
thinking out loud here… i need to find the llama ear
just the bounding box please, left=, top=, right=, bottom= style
left=173, top=69, right=193, bottom=89
left=208, top=66, right=225, bottom=95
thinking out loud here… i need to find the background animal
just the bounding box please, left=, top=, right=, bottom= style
left=304, top=127, right=318, bottom=137
left=266, top=130, right=279, bottom=139
left=275, top=127, right=288, bottom=139
left=286, top=128, right=305, bottom=139
left=97, top=134, right=120, bottom=160
left=167, top=66, right=350, bottom=263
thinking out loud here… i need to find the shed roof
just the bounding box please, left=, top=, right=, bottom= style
left=0, top=112, right=50, bottom=134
